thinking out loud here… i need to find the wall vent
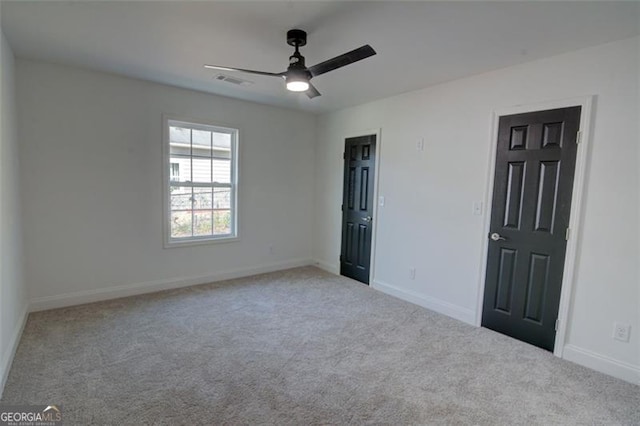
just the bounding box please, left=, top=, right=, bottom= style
left=213, top=74, right=253, bottom=87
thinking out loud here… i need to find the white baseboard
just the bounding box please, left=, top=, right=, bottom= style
left=372, top=279, right=476, bottom=325
left=29, top=258, right=313, bottom=312
left=0, top=304, right=29, bottom=398
left=563, top=344, right=640, bottom=385
left=313, top=259, right=339, bottom=275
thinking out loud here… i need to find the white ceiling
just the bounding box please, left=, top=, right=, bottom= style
left=2, top=1, right=639, bottom=113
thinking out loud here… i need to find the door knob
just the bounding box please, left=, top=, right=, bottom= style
left=490, top=232, right=506, bottom=241
left=363, top=216, right=373, bottom=222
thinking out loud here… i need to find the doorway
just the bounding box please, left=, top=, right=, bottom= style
left=482, top=106, right=581, bottom=351
left=340, top=134, right=376, bottom=284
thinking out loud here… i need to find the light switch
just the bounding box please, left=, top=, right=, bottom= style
left=379, top=196, right=385, bottom=207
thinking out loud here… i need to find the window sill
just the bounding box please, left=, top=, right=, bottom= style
left=164, top=235, right=239, bottom=249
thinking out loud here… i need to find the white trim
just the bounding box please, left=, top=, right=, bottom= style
left=475, top=96, right=595, bottom=360
left=369, top=129, right=382, bottom=284
left=165, top=235, right=240, bottom=249
left=475, top=109, right=501, bottom=325
left=29, top=258, right=313, bottom=312
left=340, top=128, right=382, bottom=284
left=0, top=304, right=28, bottom=398
left=373, top=280, right=476, bottom=325
left=313, top=259, right=340, bottom=275
left=162, top=114, right=240, bottom=249
left=563, top=344, right=640, bottom=385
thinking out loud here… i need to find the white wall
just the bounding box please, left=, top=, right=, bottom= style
left=314, top=37, right=639, bottom=383
left=17, top=60, right=316, bottom=308
left=0, top=29, right=27, bottom=395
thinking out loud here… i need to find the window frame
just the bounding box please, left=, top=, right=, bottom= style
left=163, top=115, right=239, bottom=248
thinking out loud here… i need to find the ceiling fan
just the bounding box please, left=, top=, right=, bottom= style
left=204, top=29, right=376, bottom=99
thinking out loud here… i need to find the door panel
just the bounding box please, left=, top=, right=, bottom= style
left=523, top=252, right=550, bottom=322
left=504, top=162, right=525, bottom=229
left=359, top=168, right=369, bottom=210
left=534, top=161, right=560, bottom=232
left=482, top=106, right=580, bottom=351
left=340, top=135, right=376, bottom=284
left=495, top=248, right=517, bottom=313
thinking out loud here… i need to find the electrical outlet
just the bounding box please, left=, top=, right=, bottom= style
left=613, top=322, right=631, bottom=342
left=416, top=138, right=425, bottom=151
left=409, top=267, right=416, bottom=280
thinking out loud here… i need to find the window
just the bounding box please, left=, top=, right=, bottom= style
left=164, top=117, right=238, bottom=246
left=170, top=163, right=180, bottom=181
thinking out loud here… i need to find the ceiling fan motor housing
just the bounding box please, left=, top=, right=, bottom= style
left=287, top=29, right=310, bottom=78
left=286, top=29, right=307, bottom=47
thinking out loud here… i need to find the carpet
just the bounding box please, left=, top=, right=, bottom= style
left=1, top=267, right=638, bottom=425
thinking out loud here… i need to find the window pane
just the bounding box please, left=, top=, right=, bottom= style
left=212, top=132, right=231, bottom=150
left=192, top=130, right=212, bottom=158
left=194, top=210, right=213, bottom=236
left=213, top=210, right=231, bottom=235
left=169, top=157, right=190, bottom=182
left=170, top=126, right=190, bottom=142
left=193, top=188, right=212, bottom=209
left=170, top=127, right=191, bottom=156
left=192, top=158, right=212, bottom=183
left=170, top=163, right=179, bottom=181
left=170, top=186, right=192, bottom=211
left=171, top=211, right=192, bottom=239
left=213, top=158, right=231, bottom=183
left=192, top=129, right=210, bottom=147
left=213, top=187, right=231, bottom=209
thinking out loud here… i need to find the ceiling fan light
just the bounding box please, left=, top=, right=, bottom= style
left=286, top=79, right=309, bottom=92
left=285, top=68, right=309, bottom=92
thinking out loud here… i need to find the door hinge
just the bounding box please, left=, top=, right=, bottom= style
left=555, top=319, right=559, bottom=331
left=576, top=130, right=582, bottom=144
left=341, top=204, right=344, bottom=211
left=565, top=227, right=570, bottom=241
left=339, top=254, right=343, bottom=262
left=343, top=152, right=346, bottom=160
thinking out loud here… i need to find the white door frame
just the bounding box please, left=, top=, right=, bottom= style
left=475, top=96, right=594, bottom=358
left=341, top=128, right=382, bottom=284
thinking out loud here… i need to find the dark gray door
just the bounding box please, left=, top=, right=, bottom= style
left=482, top=106, right=581, bottom=351
left=340, top=135, right=376, bottom=284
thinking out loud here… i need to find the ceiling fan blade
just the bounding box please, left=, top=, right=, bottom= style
left=306, top=82, right=321, bottom=99
left=204, top=64, right=285, bottom=78
left=307, top=45, right=376, bottom=78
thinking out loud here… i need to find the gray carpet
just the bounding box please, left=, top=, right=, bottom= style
left=2, top=267, right=638, bottom=425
